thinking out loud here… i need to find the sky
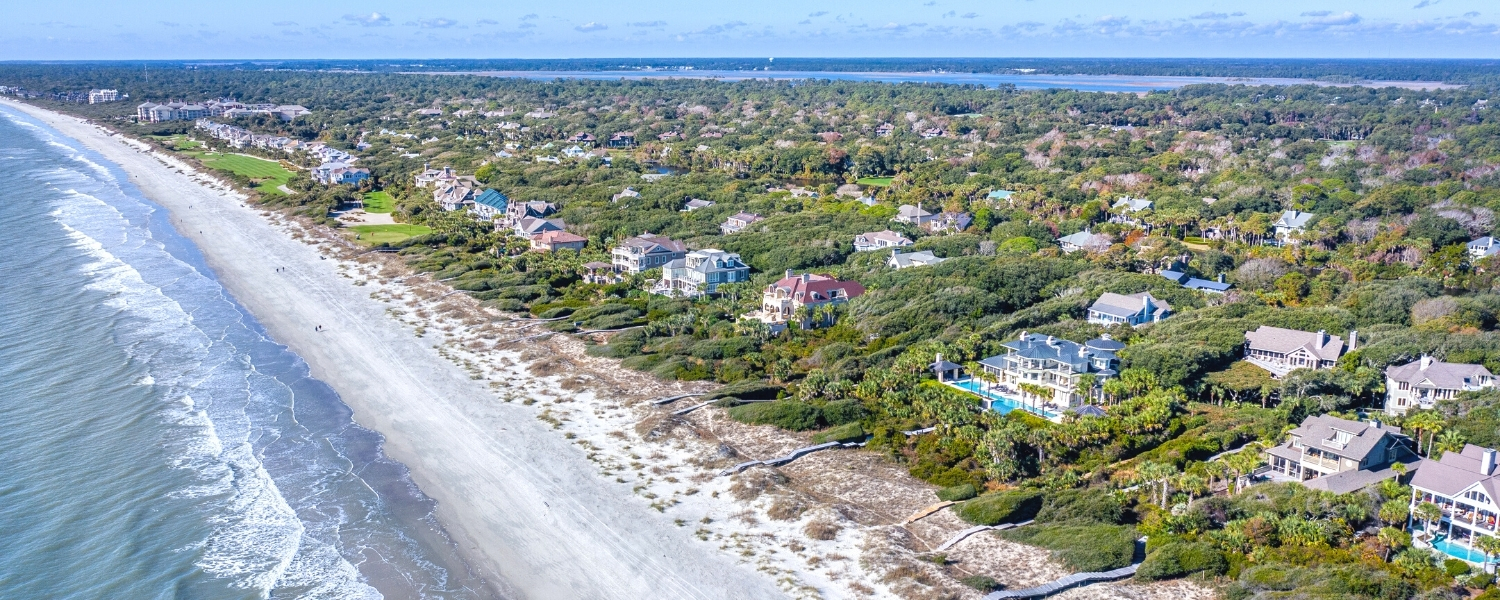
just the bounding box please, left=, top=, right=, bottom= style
left=4, top=1, right=1500, bottom=60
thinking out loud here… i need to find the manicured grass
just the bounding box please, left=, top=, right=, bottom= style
left=153, top=134, right=203, bottom=150
left=362, top=191, right=396, bottom=213
left=185, top=151, right=296, bottom=196
left=349, top=224, right=431, bottom=245
left=857, top=177, right=894, bottom=187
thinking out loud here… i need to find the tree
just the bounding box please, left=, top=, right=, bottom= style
left=1475, top=534, right=1500, bottom=573
left=1378, top=526, right=1411, bottom=562
left=1414, top=502, right=1443, bottom=541
left=1435, top=429, right=1466, bottom=457
left=1379, top=499, right=1410, bottom=527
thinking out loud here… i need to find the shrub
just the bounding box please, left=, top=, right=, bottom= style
left=537, top=306, right=575, bottom=319
left=483, top=298, right=527, bottom=312
left=821, top=399, right=867, bottom=425
left=1137, top=542, right=1228, bottom=581
left=936, top=484, right=978, bottom=502
left=1035, top=488, right=1125, bottom=525
left=804, top=519, right=840, bottom=540
left=1001, top=524, right=1138, bottom=572
left=811, top=422, right=864, bottom=444
left=956, top=490, right=1043, bottom=526
left=728, top=401, right=822, bottom=431
left=1445, top=558, right=1471, bottom=577
left=1469, top=573, right=1495, bottom=589
left=704, top=380, right=783, bottom=402
left=960, top=575, right=1000, bottom=591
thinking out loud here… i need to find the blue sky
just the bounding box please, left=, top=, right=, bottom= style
left=4, top=1, right=1499, bottom=60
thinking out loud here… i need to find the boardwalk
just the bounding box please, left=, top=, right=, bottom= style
left=933, top=520, right=1032, bottom=552
left=985, top=539, right=1147, bottom=599
left=719, top=440, right=863, bottom=476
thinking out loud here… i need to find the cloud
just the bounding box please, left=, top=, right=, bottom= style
left=1303, top=11, right=1360, bottom=26
left=809, top=11, right=828, bottom=17
left=1300, top=10, right=1332, bottom=17
left=159, top=21, right=180, bottom=27
left=923, top=1, right=935, bottom=5
left=343, top=12, right=391, bottom=26
left=575, top=21, right=607, bottom=32
left=1191, top=12, right=1229, bottom=20
left=412, top=18, right=457, bottom=28
left=798, top=19, right=812, bottom=24
left=693, top=21, right=747, bottom=35
left=1465, top=11, right=1481, bottom=17
left=476, top=19, right=498, bottom=25
left=942, top=10, right=955, bottom=17
left=1232, top=12, right=1246, bottom=16
left=628, top=21, right=667, bottom=27
left=520, top=22, right=537, bottom=28
left=520, top=14, right=538, bottom=20
left=960, top=12, right=978, bottom=18
left=1413, top=0, right=1439, bottom=7
left=272, top=20, right=298, bottom=27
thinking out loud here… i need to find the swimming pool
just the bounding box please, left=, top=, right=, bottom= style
left=950, top=379, right=1059, bottom=419
left=1430, top=536, right=1498, bottom=564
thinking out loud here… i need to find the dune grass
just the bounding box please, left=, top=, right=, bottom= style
left=349, top=224, right=430, bottom=245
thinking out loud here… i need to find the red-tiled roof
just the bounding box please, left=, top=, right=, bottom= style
left=771, top=273, right=865, bottom=304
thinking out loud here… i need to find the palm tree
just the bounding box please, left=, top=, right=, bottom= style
left=1475, top=534, right=1500, bottom=573
left=1378, top=526, right=1410, bottom=562
left=1414, top=502, right=1443, bottom=542
left=1179, top=473, right=1208, bottom=507
left=1379, top=499, right=1411, bottom=527
left=1436, top=429, right=1466, bottom=457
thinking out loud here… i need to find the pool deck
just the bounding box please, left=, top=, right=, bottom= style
left=945, top=378, right=1060, bottom=420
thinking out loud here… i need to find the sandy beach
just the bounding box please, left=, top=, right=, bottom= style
left=4, top=98, right=1219, bottom=600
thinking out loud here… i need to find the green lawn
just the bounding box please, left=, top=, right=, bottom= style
left=362, top=191, right=396, bottom=213
left=349, top=224, right=431, bottom=245
left=857, top=177, right=894, bottom=187
left=185, top=151, right=296, bottom=196
left=152, top=134, right=203, bottom=151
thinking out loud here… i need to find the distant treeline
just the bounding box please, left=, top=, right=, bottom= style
left=3, top=58, right=1499, bottom=85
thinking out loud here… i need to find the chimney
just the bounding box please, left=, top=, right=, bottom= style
left=1421, top=354, right=1434, bottom=369
left=1369, top=419, right=1382, bottom=430
left=1317, top=330, right=1326, bottom=346
left=1349, top=330, right=1358, bottom=351
left=1020, top=330, right=1028, bottom=340
left=935, top=353, right=943, bottom=366
left=802, top=273, right=811, bottom=283
left=1142, top=295, right=1151, bottom=309
left=1218, top=273, right=1226, bottom=283
left=785, top=269, right=794, bottom=280
left=1484, top=449, right=1496, bottom=475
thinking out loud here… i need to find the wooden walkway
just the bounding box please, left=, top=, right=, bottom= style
left=651, top=393, right=703, bottom=406
left=719, top=440, right=864, bottom=476
left=933, top=520, right=1033, bottom=552
left=984, top=539, right=1146, bottom=599
left=901, top=501, right=955, bottom=525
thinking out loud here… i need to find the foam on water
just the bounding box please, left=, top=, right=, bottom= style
left=0, top=106, right=486, bottom=599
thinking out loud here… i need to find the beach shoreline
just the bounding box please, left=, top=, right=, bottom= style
left=0, top=98, right=790, bottom=600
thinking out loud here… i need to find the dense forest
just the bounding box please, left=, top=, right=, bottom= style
left=11, top=62, right=1500, bottom=598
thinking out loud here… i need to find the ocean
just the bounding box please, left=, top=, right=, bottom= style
left=0, top=108, right=490, bottom=598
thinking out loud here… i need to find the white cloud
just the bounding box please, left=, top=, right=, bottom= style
left=1303, top=11, right=1361, bottom=26
left=1191, top=12, right=1229, bottom=20
left=476, top=19, right=499, bottom=26
left=520, top=14, right=538, bottom=20
left=942, top=10, right=955, bottom=18
left=628, top=21, right=667, bottom=27
left=960, top=12, right=978, bottom=19
left=809, top=11, right=828, bottom=17
left=1413, top=0, right=1440, bottom=7
left=1300, top=10, right=1332, bottom=17
left=272, top=21, right=298, bottom=27
left=416, top=18, right=457, bottom=28
left=1464, top=11, right=1481, bottom=17
left=575, top=22, right=607, bottom=32
left=343, top=12, right=391, bottom=27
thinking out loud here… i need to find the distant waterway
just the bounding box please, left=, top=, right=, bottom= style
left=428, top=70, right=1460, bottom=92
left=0, top=106, right=489, bottom=598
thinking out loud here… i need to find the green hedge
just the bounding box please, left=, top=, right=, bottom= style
left=728, top=401, right=822, bottom=431
left=1001, top=524, right=1138, bottom=572
left=811, top=422, right=865, bottom=444
left=956, top=490, right=1043, bottom=525
left=936, top=484, right=978, bottom=502
left=1035, top=489, right=1125, bottom=525
left=1137, top=542, right=1227, bottom=581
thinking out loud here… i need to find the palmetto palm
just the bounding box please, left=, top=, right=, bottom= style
left=1378, top=526, right=1409, bottom=562
left=1414, top=502, right=1443, bottom=541
left=1475, top=534, right=1500, bottom=572
left=1435, top=429, right=1466, bottom=457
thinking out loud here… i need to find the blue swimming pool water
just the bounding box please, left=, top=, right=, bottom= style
left=950, top=379, right=1058, bottom=419
left=1431, top=536, right=1497, bottom=564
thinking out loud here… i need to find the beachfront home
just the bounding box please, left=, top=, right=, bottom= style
left=653, top=249, right=751, bottom=298
left=720, top=212, right=765, bottom=234
left=612, top=233, right=688, bottom=274
left=1057, top=229, right=1113, bottom=254
left=893, top=204, right=935, bottom=227
left=502, top=201, right=558, bottom=230
left=569, top=132, right=596, bottom=144
left=469, top=189, right=510, bottom=220
left=1159, top=270, right=1232, bottom=294
left=530, top=230, right=588, bottom=253
left=743, top=271, right=866, bottom=333
left=435, top=181, right=478, bottom=212
left=1244, top=326, right=1349, bottom=378
left=515, top=217, right=566, bottom=238
left=973, top=332, right=1123, bottom=417
left=1273, top=210, right=1317, bottom=245
left=1264, top=414, right=1417, bottom=493
left=414, top=165, right=478, bottom=189
left=1408, top=444, right=1500, bottom=560
left=580, top=262, right=621, bottom=285
left=611, top=187, right=640, bottom=202
left=854, top=230, right=913, bottom=252
left=1469, top=237, right=1500, bottom=261
left=924, top=212, right=972, bottom=235
left=311, top=162, right=370, bottom=186
left=1384, top=356, right=1496, bottom=416
left=888, top=250, right=946, bottom=269
left=1086, top=292, right=1171, bottom=327
left=1111, top=196, right=1153, bottom=225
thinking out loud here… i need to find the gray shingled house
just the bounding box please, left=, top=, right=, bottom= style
left=1264, top=414, right=1419, bottom=494
left=1086, top=292, right=1171, bottom=327
left=1243, top=326, right=1349, bottom=378
left=1384, top=356, right=1495, bottom=416
left=1409, top=444, right=1500, bottom=556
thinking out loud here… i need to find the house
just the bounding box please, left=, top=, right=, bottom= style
left=1264, top=415, right=1418, bottom=493
left=1086, top=292, right=1171, bottom=327
left=1244, top=326, right=1349, bottom=378
left=653, top=249, right=752, bottom=298
left=607, top=132, right=636, bottom=148
left=987, top=189, right=1016, bottom=202
left=931, top=353, right=964, bottom=382
left=924, top=212, right=972, bottom=234
left=1273, top=210, right=1316, bottom=245
left=1385, top=356, right=1496, bottom=416
left=530, top=230, right=588, bottom=253
left=658, top=131, right=680, bottom=141
left=1408, top=444, right=1500, bottom=557
left=414, top=165, right=477, bottom=189
left=88, top=89, right=119, bottom=104
left=612, top=233, right=688, bottom=274
left=503, top=201, right=558, bottom=229
left=743, top=270, right=866, bottom=333
left=569, top=132, right=596, bottom=144
left=612, top=187, right=641, bottom=202
left=515, top=217, right=566, bottom=238
left=562, top=145, right=588, bottom=159
left=681, top=198, right=715, bottom=211
left=581, top=262, right=621, bottom=285
left=311, top=162, right=370, bottom=186
left=469, top=189, right=510, bottom=220
left=274, top=105, right=311, bottom=121
left=893, top=204, right=935, bottom=226
left=854, top=230, right=913, bottom=252
left=974, top=332, right=1123, bottom=418
left=1158, top=270, right=1232, bottom=294
left=1469, top=237, right=1500, bottom=261
left=434, top=181, right=478, bottom=212
left=720, top=212, right=765, bottom=234
left=888, top=250, right=947, bottom=269
left=1057, top=229, right=1113, bottom=254
left=875, top=123, right=896, bottom=137
left=920, top=127, right=945, bottom=139
left=1113, top=196, right=1153, bottom=213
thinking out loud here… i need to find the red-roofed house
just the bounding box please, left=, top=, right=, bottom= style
left=745, top=270, right=865, bottom=333
left=531, top=230, right=588, bottom=253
